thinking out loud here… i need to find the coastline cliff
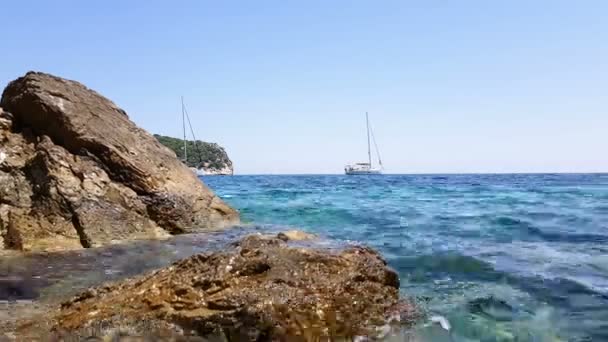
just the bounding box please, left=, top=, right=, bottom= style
left=0, top=71, right=239, bottom=252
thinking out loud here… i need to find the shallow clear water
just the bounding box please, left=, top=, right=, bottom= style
left=204, top=174, right=608, bottom=341
left=0, top=227, right=270, bottom=303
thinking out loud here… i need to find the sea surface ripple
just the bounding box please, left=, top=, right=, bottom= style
left=204, top=173, right=608, bottom=341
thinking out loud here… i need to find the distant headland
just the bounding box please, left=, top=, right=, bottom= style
left=153, top=134, right=234, bottom=175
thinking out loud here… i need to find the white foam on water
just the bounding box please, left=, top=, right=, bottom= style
left=430, top=315, right=451, bottom=330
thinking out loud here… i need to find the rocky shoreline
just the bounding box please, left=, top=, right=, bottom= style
left=0, top=72, right=238, bottom=252
left=0, top=72, right=420, bottom=340
left=1, top=230, right=421, bottom=341
left=9, top=233, right=418, bottom=340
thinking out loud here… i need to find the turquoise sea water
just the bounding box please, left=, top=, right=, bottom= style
left=204, top=174, right=608, bottom=341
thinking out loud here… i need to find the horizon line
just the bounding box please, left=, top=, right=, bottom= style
left=207, top=171, right=608, bottom=176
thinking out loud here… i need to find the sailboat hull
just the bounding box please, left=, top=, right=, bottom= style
left=344, top=163, right=382, bottom=175
left=345, top=169, right=382, bottom=175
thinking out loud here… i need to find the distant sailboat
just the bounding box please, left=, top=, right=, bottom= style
left=344, top=112, right=383, bottom=175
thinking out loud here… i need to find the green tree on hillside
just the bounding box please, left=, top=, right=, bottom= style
left=154, top=134, right=232, bottom=170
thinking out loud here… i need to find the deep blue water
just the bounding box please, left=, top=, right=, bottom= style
left=204, top=174, right=608, bottom=341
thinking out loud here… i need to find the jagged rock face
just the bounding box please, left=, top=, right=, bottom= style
left=27, top=235, right=416, bottom=340
left=0, top=72, right=238, bottom=251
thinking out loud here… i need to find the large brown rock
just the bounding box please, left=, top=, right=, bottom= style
left=0, top=72, right=238, bottom=251
left=23, top=235, right=416, bottom=340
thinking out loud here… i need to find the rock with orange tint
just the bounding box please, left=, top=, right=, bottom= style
left=30, top=235, right=418, bottom=340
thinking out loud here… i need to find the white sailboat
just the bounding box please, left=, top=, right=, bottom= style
left=344, top=112, right=383, bottom=175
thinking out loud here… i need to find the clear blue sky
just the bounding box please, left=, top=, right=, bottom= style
left=2, top=1, right=606, bottom=174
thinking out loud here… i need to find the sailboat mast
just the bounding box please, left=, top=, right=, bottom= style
left=366, top=112, right=372, bottom=166
left=181, top=96, right=188, bottom=163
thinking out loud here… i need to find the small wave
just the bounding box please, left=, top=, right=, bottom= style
left=527, top=226, right=608, bottom=244
left=494, top=216, right=608, bottom=244
left=467, top=296, right=517, bottom=322
left=265, top=188, right=318, bottom=197
left=494, top=216, right=530, bottom=227
left=392, top=253, right=502, bottom=282
left=593, top=205, right=608, bottom=214
left=504, top=271, right=608, bottom=309
left=520, top=211, right=561, bottom=220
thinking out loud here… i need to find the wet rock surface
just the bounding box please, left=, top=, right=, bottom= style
left=14, top=234, right=417, bottom=340
left=0, top=72, right=238, bottom=252
left=277, top=230, right=317, bottom=241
